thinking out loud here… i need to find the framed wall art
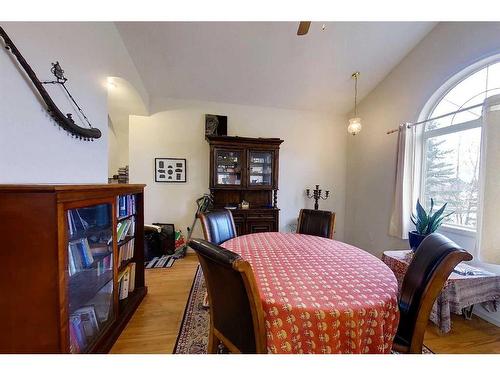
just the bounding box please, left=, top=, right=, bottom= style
left=205, top=114, right=227, bottom=136
left=155, top=158, right=187, bottom=183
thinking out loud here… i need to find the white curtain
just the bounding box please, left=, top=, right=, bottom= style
left=389, top=124, right=417, bottom=239
left=477, top=94, right=500, bottom=264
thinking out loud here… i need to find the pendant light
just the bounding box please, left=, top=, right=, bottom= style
left=348, top=71, right=362, bottom=135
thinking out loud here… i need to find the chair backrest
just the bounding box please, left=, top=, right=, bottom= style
left=198, top=210, right=237, bottom=245
left=189, top=238, right=266, bottom=353
left=397, top=233, right=472, bottom=353
left=297, top=209, right=336, bottom=239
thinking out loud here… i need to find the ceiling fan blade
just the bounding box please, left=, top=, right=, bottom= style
left=297, top=21, right=311, bottom=36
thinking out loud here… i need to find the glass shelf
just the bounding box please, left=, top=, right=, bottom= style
left=216, top=150, right=242, bottom=185
left=249, top=151, right=273, bottom=186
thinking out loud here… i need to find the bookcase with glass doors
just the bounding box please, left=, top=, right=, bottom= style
left=0, top=184, right=146, bottom=353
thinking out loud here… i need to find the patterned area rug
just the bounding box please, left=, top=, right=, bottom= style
left=173, top=266, right=209, bottom=354
left=173, top=266, right=434, bottom=354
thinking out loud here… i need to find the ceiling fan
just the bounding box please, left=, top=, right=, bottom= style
left=297, top=21, right=311, bottom=36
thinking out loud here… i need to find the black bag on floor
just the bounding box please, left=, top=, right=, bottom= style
left=144, top=223, right=176, bottom=260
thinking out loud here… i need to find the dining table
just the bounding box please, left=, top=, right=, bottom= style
left=222, top=232, right=400, bottom=354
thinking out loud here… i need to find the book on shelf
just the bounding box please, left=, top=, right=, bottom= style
left=67, top=209, right=91, bottom=236
left=117, top=217, right=135, bottom=242
left=129, top=263, right=136, bottom=293
left=119, top=238, right=135, bottom=264
left=118, top=268, right=130, bottom=300
left=89, top=280, right=113, bottom=323
left=68, top=238, right=95, bottom=275
left=118, top=263, right=136, bottom=300
left=70, top=306, right=99, bottom=352
left=76, top=306, right=100, bottom=339
left=117, top=194, right=136, bottom=218
left=69, top=315, right=86, bottom=353
left=90, top=243, right=110, bottom=257
left=96, top=253, right=113, bottom=276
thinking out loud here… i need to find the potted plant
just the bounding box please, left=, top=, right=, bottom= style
left=409, top=198, right=453, bottom=251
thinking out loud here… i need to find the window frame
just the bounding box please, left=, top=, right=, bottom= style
left=415, top=55, right=500, bottom=252
left=419, top=117, right=482, bottom=234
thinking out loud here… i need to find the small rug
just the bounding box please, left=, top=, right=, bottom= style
left=144, top=255, right=175, bottom=269
left=173, top=266, right=434, bottom=354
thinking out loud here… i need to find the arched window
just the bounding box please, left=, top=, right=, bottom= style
left=420, top=60, right=500, bottom=231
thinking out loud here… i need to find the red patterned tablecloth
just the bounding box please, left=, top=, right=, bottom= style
left=222, top=233, right=400, bottom=354
left=382, top=250, right=500, bottom=333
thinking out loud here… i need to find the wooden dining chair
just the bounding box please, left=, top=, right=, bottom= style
left=297, top=209, right=336, bottom=239
left=198, top=209, right=237, bottom=245
left=393, top=233, right=473, bottom=354
left=188, top=238, right=267, bottom=354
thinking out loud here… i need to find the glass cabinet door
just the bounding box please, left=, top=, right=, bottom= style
left=215, top=149, right=243, bottom=186
left=248, top=150, right=273, bottom=187
left=66, top=203, right=114, bottom=353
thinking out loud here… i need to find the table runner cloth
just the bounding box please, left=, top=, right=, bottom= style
left=382, top=250, right=500, bottom=333
left=222, top=233, right=400, bottom=354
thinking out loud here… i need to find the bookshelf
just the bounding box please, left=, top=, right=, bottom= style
left=0, top=184, right=147, bottom=353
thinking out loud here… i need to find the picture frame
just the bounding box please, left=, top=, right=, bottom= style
left=205, top=114, right=227, bottom=136
left=155, top=158, right=187, bottom=183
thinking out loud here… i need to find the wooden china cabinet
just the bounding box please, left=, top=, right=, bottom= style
left=206, top=135, right=284, bottom=235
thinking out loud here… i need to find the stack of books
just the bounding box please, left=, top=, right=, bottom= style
left=118, top=263, right=136, bottom=300
left=68, top=238, right=95, bottom=275
left=67, top=210, right=89, bottom=236
left=117, top=166, right=129, bottom=184
left=117, top=195, right=136, bottom=218
left=69, top=305, right=100, bottom=353
left=69, top=282, right=113, bottom=353
left=119, top=238, right=135, bottom=264
left=96, top=254, right=113, bottom=276
left=117, top=217, right=135, bottom=242
left=68, top=238, right=112, bottom=276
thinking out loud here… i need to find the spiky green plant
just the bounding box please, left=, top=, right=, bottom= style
left=411, top=198, right=454, bottom=235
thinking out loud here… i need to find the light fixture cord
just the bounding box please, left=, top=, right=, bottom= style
left=354, top=74, right=358, bottom=117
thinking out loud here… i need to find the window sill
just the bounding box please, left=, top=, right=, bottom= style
left=439, top=224, right=476, bottom=238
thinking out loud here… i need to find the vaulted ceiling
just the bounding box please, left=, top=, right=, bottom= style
left=116, top=22, right=436, bottom=114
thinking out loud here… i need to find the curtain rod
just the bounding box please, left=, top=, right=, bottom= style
left=386, top=102, right=484, bottom=135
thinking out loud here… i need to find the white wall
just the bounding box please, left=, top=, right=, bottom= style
left=344, top=22, right=500, bottom=326
left=107, top=77, right=148, bottom=178
left=129, top=98, right=347, bottom=239
left=345, top=22, right=500, bottom=256
left=108, top=116, right=121, bottom=177
left=0, top=22, right=148, bottom=183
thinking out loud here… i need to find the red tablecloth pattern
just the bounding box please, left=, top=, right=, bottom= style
left=382, top=250, right=500, bottom=333
left=223, top=233, right=400, bottom=354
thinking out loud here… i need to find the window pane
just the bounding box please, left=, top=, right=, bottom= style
left=423, top=127, right=481, bottom=229
left=428, top=68, right=486, bottom=130
left=486, top=61, right=500, bottom=93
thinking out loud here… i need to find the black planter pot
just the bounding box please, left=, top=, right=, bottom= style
left=408, top=231, right=427, bottom=252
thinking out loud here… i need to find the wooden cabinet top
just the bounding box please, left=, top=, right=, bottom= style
left=0, top=184, right=146, bottom=193
left=206, top=135, right=284, bottom=147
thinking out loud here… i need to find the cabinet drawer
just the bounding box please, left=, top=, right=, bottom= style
left=246, top=219, right=276, bottom=234
left=246, top=215, right=275, bottom=220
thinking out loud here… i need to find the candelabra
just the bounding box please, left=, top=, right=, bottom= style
left=305, top=185, right=330, bottom=210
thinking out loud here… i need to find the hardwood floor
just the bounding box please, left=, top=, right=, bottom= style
left=110, top=252, right=199, bottom=354
left=425, top=315, right=500, bottom=354
left=111, top=252, right=500, bottom=354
